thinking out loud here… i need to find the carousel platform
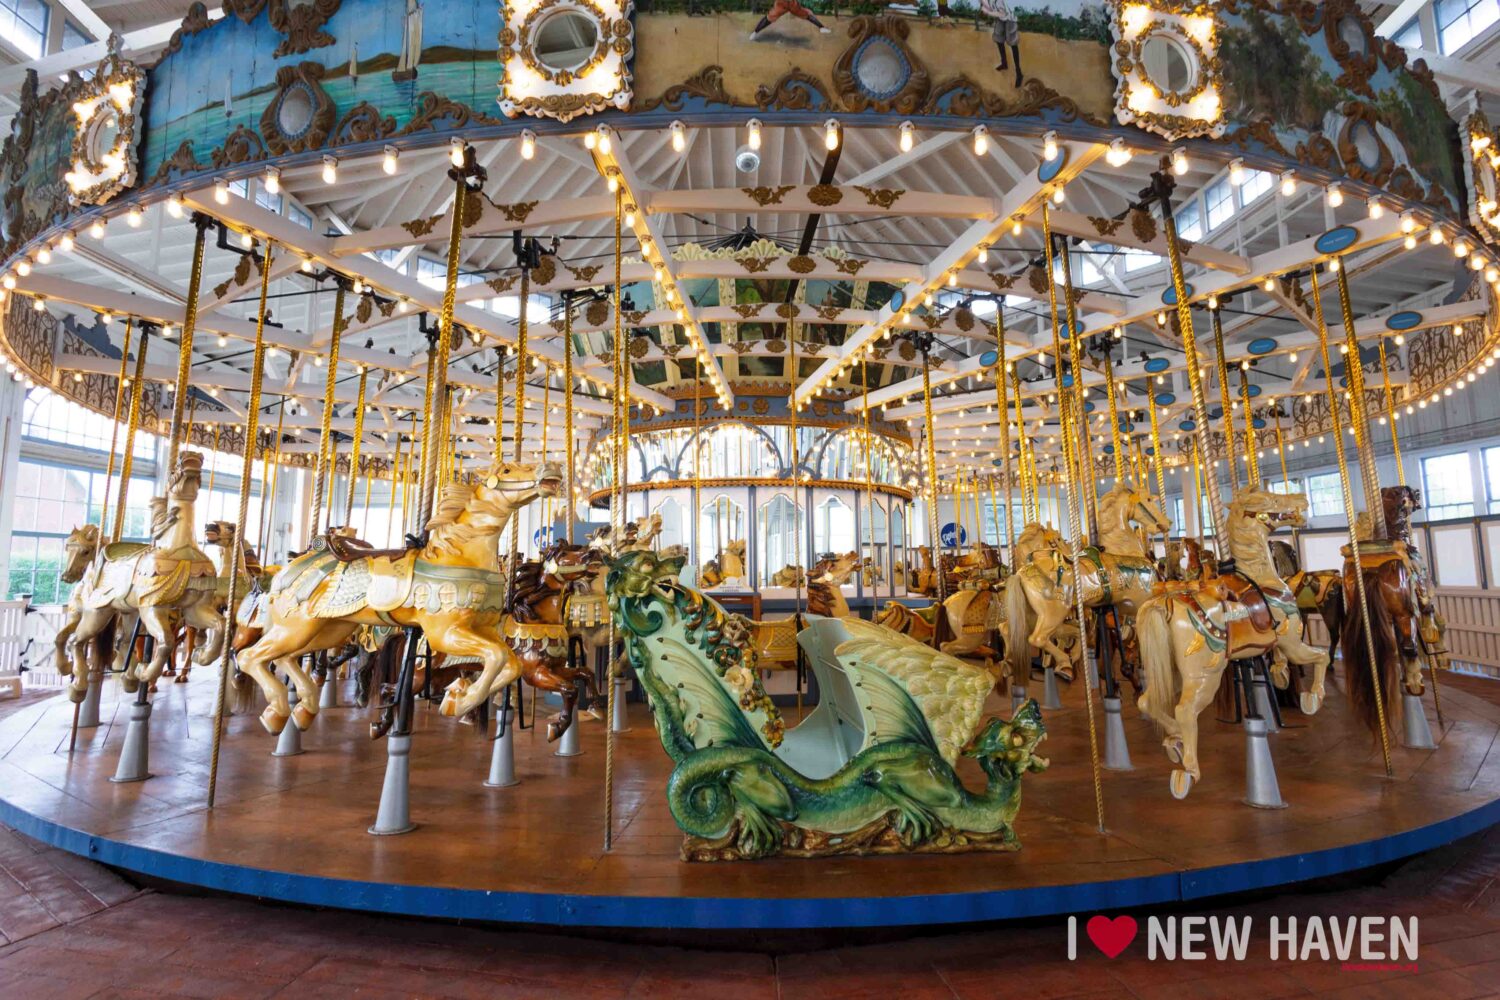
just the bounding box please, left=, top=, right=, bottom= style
left=1, top=669, right=1497, bottom=930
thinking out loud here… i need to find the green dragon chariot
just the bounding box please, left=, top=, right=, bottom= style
left=608, top=550, right=1049, bottom=862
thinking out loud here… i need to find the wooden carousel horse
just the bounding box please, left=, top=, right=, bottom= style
left=182, top=520, right=264, bottom=685
left=1269, top=539, right=1345, bottom=670
left=1003, top=482, right=1169, bottom=684
left=909, top=545, right=939, bottom=596
left=769, top=565, right=806, bottom=588
left=455, top=540, right=604, bottom=740
left=609, top=549, right=1048, bottom=861
left=62, top=453, right=226, bottom=703
left=54, top=524, right=105, bottom=675
left=1341, top=485, right=1449, bottom=741
left=1133, top=490, right=1318, bottom=798
left=1222, top=486, right=1331, bottom=713
left=236, top=460, right=562, bottom=733
left=860, top=558, right=884, bottom=588
left=699, top=538, right=747, bottom=588
left=875, top=580, right=1005, bottom=659
left=748, top=551, right=862, bottom=671
left=940, top=541, right=1005, bottom=592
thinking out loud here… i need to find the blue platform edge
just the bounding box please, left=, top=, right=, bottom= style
left=1, top=795, right=1495, bottom=929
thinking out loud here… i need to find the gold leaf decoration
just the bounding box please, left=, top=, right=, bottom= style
left=954, top=308, right=974, bottom=331
left=1129, top=207, right=1157, bottom=245
left=486, top=275, right=518, bottom=294
left=494, top=200, right=537, bottom=223
left=401, top=215, right=442, bottom=238
left=1088, top=215, right=1124, bottom=237
left=815, top=306, right=844, bottom=321
left=585, top=299, right=610, bottom=326
left=787, top=255, right=817, bottom=274
left=567, top=263, right=603, bottom=283
left=1027, top=265, right=1048, bottom=295
left=775, top=303, right=800, bottom=319
left=766, top=339, right=787, bottom=354
left=853, top=186, right=904, bottom=209
left=807, top=184, right=843, bottom=207
left=628, top=336, right=651, bottom=359
left=731, top=304, right=763, bottom=319
left=741, top=185, right=795, bottom=206
left=532, top=255, right=557, bottom=285
left=833, top=257, right=867, bottom=275
left=739, top=256, right=775, bottom=274
left=990, top=272, right=1017, bottom=292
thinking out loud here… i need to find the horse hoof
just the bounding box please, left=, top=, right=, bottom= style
left=1300, top=692, right=1323, bottom=716
left=120, top=673, right=139, bottom=693
left=1170, top=770, right=1194, bottom=799
left=65, top=685, right=87, bottom=705
left=260, top=706, right=289, bottom=735
left=292, top=703, right=317, bottom=732
left=1164, top=738, right=1184, bottom=765
left=174, top=674, right=189, bottom=684
left=546, top=721, right=563, bottom=743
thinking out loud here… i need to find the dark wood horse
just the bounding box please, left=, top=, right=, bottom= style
left=507, top=541, right=605, bottom=741
left=1340, top=485, right=1447, bottom=740
left=1269, top=539, right=1346, bottom=671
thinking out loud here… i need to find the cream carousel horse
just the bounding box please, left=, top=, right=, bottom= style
left=63, top=453, right=225, bottom=703
left=1003, top=482, right=1170, bottom=683
left=55, top=524, right=104, bottom=674
left=1135, top=487, right=1310, bottom=798
left=1223, top=486, right=1330, bottom=714
left=700, top=538, right=747, bottom=588
left=749, top=551, right=862, bottom=670
left=237, top=461, right=562, bottom=733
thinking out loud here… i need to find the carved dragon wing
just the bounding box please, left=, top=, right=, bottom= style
left=832, top=618, right=993, bottom=766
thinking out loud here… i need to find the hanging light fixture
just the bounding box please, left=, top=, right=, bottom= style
left=971, top=124, right=988, bottom=156
left=747, top=118, right=762, bottom=151
left=1105, top=137, right=1131, bottom=167
left=670, top=120, right=687, bottom=152
left=823, top=118, right=841, bottom=151
left=322, top=155, right=338, bottom=184
left=1042, top=130, right=1058, bottom=162
left=898, top=120, right=914, bottom=153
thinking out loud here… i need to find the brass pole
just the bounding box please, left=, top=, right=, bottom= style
left=1239, top=366, right=1260, bottom=487
left=1377, top=338, right=1406, bottom=486
left=604, top=186, right=624, bottom=853
left=1210, top=306, right=1240, bottom=492
left=310, top=282, right=346, bottom=539
left=99, top=320, right=133, bottom=540
left=420, top=175, right=467, bottom=528
left=209, top=239, right=275, bottom=807
left=1146, top=386, right=1167, bottom=502
left=1310, top=265, right=1393, bottom=776
left=1103, top=352, right=1125, bottom=483
left=167, top=217, right=211, bottom=470
left=564, top=297, right=575, bottom=544
left=344, top=364, right=368, bottom=525
left=112, top=324, right=150, bottom=543
left=994, top=309, right=1016, bottom=557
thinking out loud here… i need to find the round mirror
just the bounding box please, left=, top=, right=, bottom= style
left=1337, top=16, right=1368, bottom=56
left=276, top=85, right=315, bottom=138
left=84, top=113, right=121, bottom=167
left=1349, top=119, right=1382, bottom=170
left=1140, top=33, right=1196, bottom=94
left=534, top=9, right=600, bottom=73
left=853, top=38, right=907, bottom=98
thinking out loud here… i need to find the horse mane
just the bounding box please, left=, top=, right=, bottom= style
left=1269, top=539, right=1298, bottom=579
left=1341, top=576, right=1403, bottom=743
left=424, top=483, right=484, bottom=555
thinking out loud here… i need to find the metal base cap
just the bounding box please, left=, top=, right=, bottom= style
left=1041, top=667, right=1064, bottom=711
left=1402, top=692, right=1437, bottom=750
left=1243, top=717, right=1288, bottom=809
left=368, top=734, right=417, bottom=836
left=109, top=699, right=153, bottom=784
left=1102, top=696, right=1134, bottom=771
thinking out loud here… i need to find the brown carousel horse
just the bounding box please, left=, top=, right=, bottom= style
left=1340, top=485, right=1449, bottom=741
left=1270, top=539, right=1345, bottom=670
left=747, top=551, right=862, bottom=670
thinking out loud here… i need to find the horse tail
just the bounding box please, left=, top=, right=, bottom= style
left=1137, top=598, right=1178, bottom=728
left=1323, top=576, right=1346, bottom=668
left=1005, top=572, right=1032, bottom=679
left=1341, top=573, right=1402, bottom=743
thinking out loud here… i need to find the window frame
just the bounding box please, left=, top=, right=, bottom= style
left=1420, top=451, right=1476, bottom=520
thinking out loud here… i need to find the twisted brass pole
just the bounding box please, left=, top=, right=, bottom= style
left=99, top=320, right=133, bottom=541
left=1239, top=366, right=1260, bottom=487
left=420, top=176, right=466, bottom=528
left=1210, top=306, right=1240, bottom=492
left=564, top=296, right=575, bottom=544
left=994, top=310, right=1015, bottom=557
left=603, top=187, right=625, bottom=852
left=344, top=364, right=368, bottom=526
left=167, top=217, right=210, bottom=470
left=209, top=239, right=274, bottom=808
left=310, top=282, right=346, bottom=539
left=112, top=324, right=150, bottom=543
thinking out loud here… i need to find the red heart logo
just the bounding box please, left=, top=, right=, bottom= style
left=1086, top=915, right=1138, bottom=958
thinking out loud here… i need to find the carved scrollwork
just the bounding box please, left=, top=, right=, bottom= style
left=211, top=124, right=267, bottom=168
left=333, top=102, right=398, bottom=145
left=586, top=299, right=610, bottom=326
left=398, top=92, right=505, bottom=135
left=754, top=70, right=833, bottom=113
left=268, top=0, right=341, bottom=58
left=1089, top=216, right=1125, bottom=238
left=831, top=15, right=931, bottom=115
left=853, top=186, right=903, bottom=209
left=635, top=66, right=732, bottom=113
left=742, top=185, right=795, bottom=206
left=832, top=257, right=867, bottom=276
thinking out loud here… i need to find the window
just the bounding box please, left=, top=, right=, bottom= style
left=1238, top=169, right=1273, bottom=206
left=287, top=204, right=313, bottom=229
left=1391, top=16, right=1423, bottom=49
left=254, top=187, right=284, bottom=214
left=1267, top=478, right=1301, bottom=496
left=1483, top=447, right=1500, bottom=514
left=364, top=247, right=404, bottom=268
left=1204, top=178, right=1235, bottom=230
left=228, top=178, right=249, bottom=198
left=0, top=0, right=48, bottom=59
left=491, top=293, right=550, bottom=322
left=1437, top=0, right=1499, bottom=53
left=1422, top=452, right=1474, bottom=519
left=1307, top=472, right=1344, bottom=518
left=23, top=388, right=155, bottom=458
left=1120, top=246, right=1161, bottom=273
left=60, top=19, right=89, bottom=51
left=1176, top=199, right=1203, bottom=241
left=7, top=461, right=154, bottom=604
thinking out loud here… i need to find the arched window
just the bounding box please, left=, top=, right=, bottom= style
left=23, top=387, right=155, bottom=457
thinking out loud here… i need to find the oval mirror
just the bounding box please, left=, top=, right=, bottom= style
left=1140, top=33, right=1196, bottom=94
left=534, top=8, right=600, bottom=73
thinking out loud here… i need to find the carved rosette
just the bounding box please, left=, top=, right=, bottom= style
left=499, top=0, right=635, bottom=123
left=1109, top=2, right=1226, bottom=140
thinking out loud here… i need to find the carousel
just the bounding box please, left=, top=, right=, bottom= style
left=0, top=0, right=1497, bottom=928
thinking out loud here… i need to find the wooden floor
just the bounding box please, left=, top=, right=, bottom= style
left=0, top=664, right=1497, bottom=928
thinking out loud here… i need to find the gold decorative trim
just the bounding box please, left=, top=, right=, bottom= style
left=64, top=37, right=147, bottom=206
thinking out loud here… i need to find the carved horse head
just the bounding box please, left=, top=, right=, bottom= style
left=61, top=523, right=101, bottom=583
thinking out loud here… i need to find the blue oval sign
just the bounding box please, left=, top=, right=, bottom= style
left=888, top=290, right=906, bottom=313
left=1084, top=400, right=1096, bottom=413
left=1314, top=225, right=1360, bottom=256
left=1061, top=373, right=1075, bottom=388
left=1154, top=392, right=1176, bottom=406
left=979, top=349, right=999, bottom=367
left=1103, top=444, right=1115, bottom=454
left=1252, top=417, right=1267, bottom=429
left=1386, top=310, right=1423, bottom=331
left=1248, top=337, right=1278, bottom=356
left=1179, top=420, right=1197, bottom=431
left=1209, top=406, right=1223, bottom=420
left=1162, top=284, right=1194, bottom=305
left=1143, top=357, right=1170, bottom=373
left=1037, top=144, right=1070, bottom=183
left=1247, top=383, right=1262, bottom=397
left=1145, top=446, right=1156, bottom=456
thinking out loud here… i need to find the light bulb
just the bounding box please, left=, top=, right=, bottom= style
left=300, top=257, right=313, bottom=273
left=239, top=231, right=253, bottom=249
left=747, top=118, right=762, bottom=151
left=1051, top=185, right=1065, bottom=204
left=383, top=145, right=399, bottom=174
left=166, top=194, right=184, bottom=219
left=36, top=247, right=49, bottom=264
left=971, top=125, right=988, bottom=156
left=584, top=130, right=597, bottom=150
left=59, top=232, right=74, bottom=252
left=1327, top=257, right=1340, bottom=272
left=217, top=335, right=227, bottom=347
left=1172, top=147, right=1188, bottom=175
left=1279, top=171, right=1296, bottom=196
left=824, top=118, right=840, bottom=151
left=1326, top=183, right=1343, bottom=208
left=1404, top=234, right=1418, bottom=250
left=670, top=120, right=686, bottom=152
left=1105, top=137, right=1131, bottom=167
left=1263, top=276, right=1275, bottom=291
left=1367, top=197, right=1383, bottom=219
left=214, top=179, right=229, bottom=204
left=596, top=126, right=611, bottom=154
left=1042, top=131, right=1058, bottom=162
left=1228, top=158, right=1245, bottom=185
left=264, top=167, right=280, bottom=194
left=1430, top=227, right=1446, bottom=244
left=1400, top=211, right=1417, bottom=233
left=15, top=260, right=29, bottom=277
left=1012, top=218, right=1023, bottom=236
left=977, top=244, right=988, bottom=264
left=624, top=207, right=635, bottom=227
left=322, top=155, right=338, bottom=184
left=1454, top=238, right=1469, bottom=257
left=898, top=120, right=914, bottom=153
left=126, top=206, right=143, bottom=227
left=519, top=130, right=535, bottom=160
left=449, top=138, right=466, bottom=167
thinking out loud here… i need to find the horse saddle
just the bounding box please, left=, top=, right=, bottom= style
left=325, top=531, right=416, bottom=564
